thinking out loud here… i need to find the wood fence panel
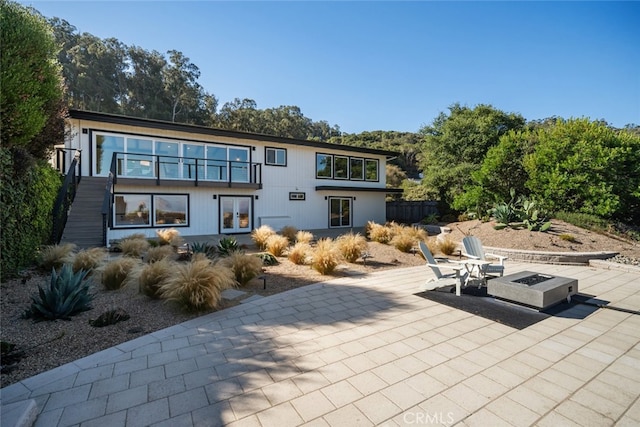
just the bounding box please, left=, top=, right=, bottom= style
left=386, top=201, right=439, bottom=224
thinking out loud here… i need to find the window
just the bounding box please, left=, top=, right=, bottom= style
left=365, top=159, right=379, bottom=181
left=350, top=158, right=364, bottom=180
left=113, top=194, right=189, bottom=228
left=114, top=194, right=151, bottom=227
left=289, top=192, right=306, bottom=200
left=265, top=147, right=286, bottom=166
left=329, top=197, right=351, bottom=227
left=334, top=156, right=348, bottom=179
left=316, top=154, right=333, bottom=178
left=96, top=135, right=124, bottom=175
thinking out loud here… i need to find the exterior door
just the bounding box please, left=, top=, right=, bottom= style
left=220, top=196, right=252, bottom=233
left=329, top=197, right=352, bottom=228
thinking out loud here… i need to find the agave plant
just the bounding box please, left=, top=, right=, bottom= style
left=217, top=237, right=241, bottom=257
left=26, top=264, right=94, bottom=321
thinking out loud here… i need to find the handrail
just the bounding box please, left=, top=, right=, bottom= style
left=51, top=149, right=81, bottom=244
left=101, top=152, right=117, bottom=246
left=110, top=152, right=262, bottom=186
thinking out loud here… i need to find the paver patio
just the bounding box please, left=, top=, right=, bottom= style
left=1, top=261, right=639, bottom=426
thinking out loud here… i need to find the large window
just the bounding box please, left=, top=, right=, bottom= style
left=114, top=193, right=188, bottom=228
left=316, top=153, right=379, bottom=182
left=265, top=147, right=286, bottom=166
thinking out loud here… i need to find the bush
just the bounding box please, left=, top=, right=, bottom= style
left=255, top=252, right=278, bottom=266
left=368, top=222, right=392, bottom=244
left=311, top=238, right=341, bottom=275
left=37, top=243, right=76, bottom=272
left=136, top=258, right=175, bottom=298
left=25, top=264, right=93, bottom=321
left=438, top=237, right=458, bottom=255
left=336, top=232, right=368, bottom=263
left=390, top=233, right=415, bottom=253
left=101, top=257, right=138, bottom=290
left=554, top=211, right=609, bottom=234
left=280, top=225, right=298, bottom=243
left=426, top=238, right=440, bottom=257
left=159, top=258, right=235, bottom=311
left=71, top=247, right=107, bottom=274
left=251, top=225, right=276, bottom=250
left=144, top=245, right=177, bottom=263
left=265, top=234, right=289, bottom=257
left=218, top=253, right=263, bottom=286
left=156, top=228, right=183, bottom=247
left=559, top=233, right=577, bottom=242
left=288, top=242, right=311, bottom=265
left=120, top=237, right=149, bottom=258
left=295, top=230, right=314, bottom=244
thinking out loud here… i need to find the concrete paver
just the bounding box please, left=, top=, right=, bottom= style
left=1, top=262, right=639, bottom=426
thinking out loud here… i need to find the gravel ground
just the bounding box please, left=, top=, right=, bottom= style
left=2, top=219, right=638, bottom=387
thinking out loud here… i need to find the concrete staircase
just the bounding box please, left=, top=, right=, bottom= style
left=59, top=176, right=107, bottom=249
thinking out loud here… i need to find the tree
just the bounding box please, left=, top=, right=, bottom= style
left=418, top=103, right=526, bottom=208
left=1, top=0, right=64, bottom=152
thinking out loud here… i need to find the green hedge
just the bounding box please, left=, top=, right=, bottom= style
left=1, top=148, right=61, bottom=279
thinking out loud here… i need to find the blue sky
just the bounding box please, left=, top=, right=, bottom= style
left=19, top=1, right=640, bottom=133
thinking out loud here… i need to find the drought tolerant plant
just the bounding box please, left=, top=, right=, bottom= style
left=295, top=230, right=314, bottom=244
left=218, top=253, right=263, bottom=286
left=287, top=242, right=311, bottom=265
left=25, top=264, right=93, bottom=321
left=311, top=238, right=342, bottom=275
left=37, top=243, right=76, bottom=272
left=251, top=225, right=276, bottom=250
left=101, top=257, right=139, bottom=290
left=265, top=234, right=289, bottom=257
left=119, top=237, right=150, bottom=258
left=255, top=252, right=278, bottom=266
left=144, top=245, right=177, bottom=263
left=336, top=232, right=368, bottom=263
left=160, top=257, right=235, bottom=311
left=280, top=225, right=298, bottom=243
left=559, top=233, right=577, bottom=243
left=136, top=258, right=175, bottom=298
left=217, top=237, right=241, bottom=257
left=438, top=236, right=458, bottom=256
left=71, top=247, right=107, bottom=274
left=390, top=232, right=416, bottom=253
left=368, top=222, right=392, bottom=244
left=156, top=228, right=184, bottom=246
left=188, top=242, right=217, bottom=259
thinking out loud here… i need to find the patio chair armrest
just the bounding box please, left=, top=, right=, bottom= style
left=485, top=253, right=508, bottom=265
left=462, top=253, right=480, bottom=260
left=427, top=263, right=463, bottom=272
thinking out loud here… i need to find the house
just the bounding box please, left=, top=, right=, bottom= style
left=57, top=110, right=401, bottom=247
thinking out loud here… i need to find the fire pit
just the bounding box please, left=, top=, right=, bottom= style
left=488, top=271, right=578, bottom=310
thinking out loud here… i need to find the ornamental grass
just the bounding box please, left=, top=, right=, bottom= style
left=119, top=237, right=150, bottom=258
left=101, top=257, right=139, bottom=290
left=311, top=238, right=342, bottom=275
left=438, top=236, right=458, bottom=255
left=368, top=222, right=392, bottom=244
left=71, top=247, right=108, bottom=274
left=279, top=225, right=298, bottom=243
left=336, top=232, right=368, bottom=263
left=218, top=252, right=263, bottom=286
left=287, top=242, right=311, bottom=265
left=251, top=225, right=276, bottom=250
left=37, top=243, right=76, bottom=272
left=295, top=230, right=314, bottom=244
left=135, top=258, right=175, bottom=298
left=144, top=245, right=177, bottom=263
left=156, top=228, right=184, bottom=247
left=265, top=234, right=290, bottom=257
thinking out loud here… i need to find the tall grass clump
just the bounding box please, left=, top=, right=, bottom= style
left=71, top=247, right=107, bottom=274
left=135, top=258, right=175, bottom=298
left=390, top=232, right=416, bottom=253
left=336, top=232, right=368, bottom=263
left=280, top=225, right=298, bottom=243
left=156, top=228, right=184, bottom=247
left=295, top=230, right=314, bottom=244
left=265, top=234, right=290, bottom=257
left=160, top=258, right=235, bottom=311
left=218, top=253, right=263, bottom=286
left=101, top=257, right=139, bottom=290
left=120, top=237, right=149, bottom=258
left=438, top=236, right=458, bottom=255
left=287, top=242, right=311, bottom=265
left=37, top=243, right=76, bottom=272
left=368, top=222, right=392, bottom=244
left=251, top=225, right=276, bottom=250
left=311, top=238, right=342, bottom=275
left=144, top=245, right=177, bottom=263
left=425, top=238, right=439, bottom=256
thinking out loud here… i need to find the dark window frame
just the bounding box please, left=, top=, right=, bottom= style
left=265, top=146, right=287, bottom=167
left=112, top=192, right=190, bottom=229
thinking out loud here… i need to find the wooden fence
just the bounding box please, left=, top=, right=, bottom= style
left=386, top=200, right=439, bottom=224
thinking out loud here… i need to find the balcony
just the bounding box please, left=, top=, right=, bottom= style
left=110, top=152, right=262, bottom=189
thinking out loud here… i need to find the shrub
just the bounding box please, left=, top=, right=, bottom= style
left=159, top=258, right=235, bottom=311
left=311, top=238, right=341, bottom=275
left=120, top=238, right=149, bottom=258
left=121, top=233, right=147, bottom=242
left=217, top=237, right=241, bottom=257
left=405, top=226, right=428, bottom=242
left=368, top=222, right=392, bottom=244
left=136, top=258, right=175, bottom=298
left=387, top=222, right=406, bottom=239
left=218, top=253, right=263, bottom=286
left=71, top=247, right=107, bottom=274
left=336, top=232, right=368, bottom=263
left=438, top=237, right=458, bottom=255
left=189, top=242, right=217, bottom=259
left=251, top=225, right=276, bottom=250
left=559, top=233, right=577, bottom=242
left=25, top=264, right=93, bottom=321
left=37, top=243, right=76, bottom=272
left=144, top=245, right=177, bottom=263
left=288, top=242, right=311, bottom=265
left=295, top=230, right=314, bottom=244
left=101, top=257, right=138, bottom=290
left=280, top=225, right=298, bottom=243
left=390, top=233, right=415, bottom=253
left=156, top=228, right=184, bottom=247
left=265, top=234, right=289, bottom=257
left=555, top=211, right=609, bottom=234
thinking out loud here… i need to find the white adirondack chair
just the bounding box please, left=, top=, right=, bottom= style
left=461, top=236, right=507, bottom=277
left=418, top=241, right=468, bottom=296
